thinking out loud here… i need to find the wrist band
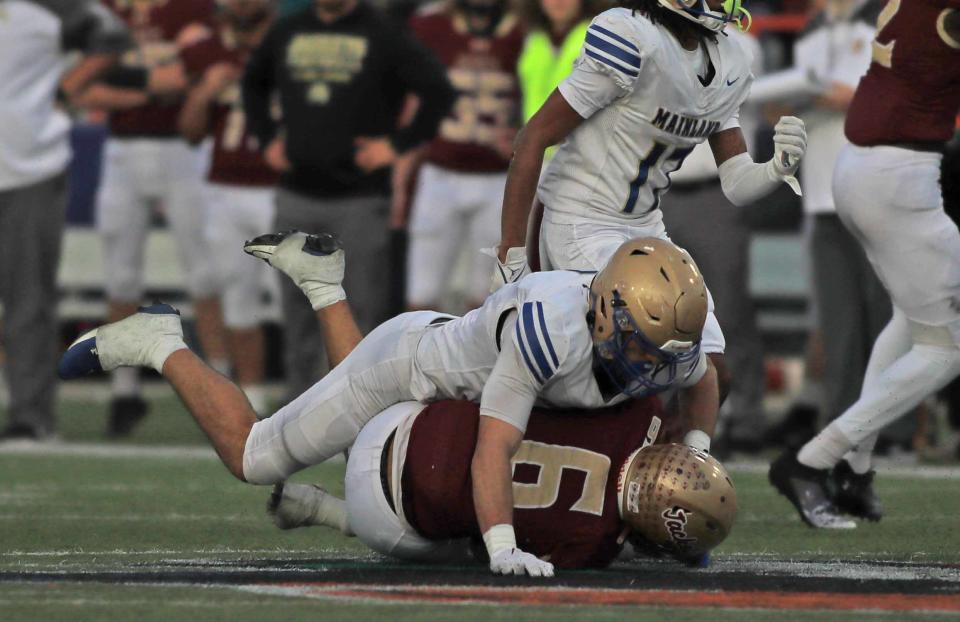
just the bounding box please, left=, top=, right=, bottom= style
left=684, top=429, right=711, bottom=453
left=482, top=524, right=517, bottom=557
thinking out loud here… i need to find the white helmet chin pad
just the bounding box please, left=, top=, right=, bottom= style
left=655, top=0, right=745, bottom=33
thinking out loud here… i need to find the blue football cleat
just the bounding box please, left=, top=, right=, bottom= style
left=58, top=303, right=184, bottom=380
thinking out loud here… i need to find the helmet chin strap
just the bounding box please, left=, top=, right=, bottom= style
left=721, top=0, right=752, bottom=31
left=670, top=0, right=752, bottom=32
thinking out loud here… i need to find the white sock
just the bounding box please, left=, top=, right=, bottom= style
left=111, top=367, right=140, bottom=397
left=842, top=432, right=878, bottom=474
left=861, top=310, right=912, bottom=394
left=833, top=344, right=960, bottom=448
left=831, top=312, right=911, bottom=474
left=146, top=336, right=188, bottom=374
left=316, top=493, right=353, bottom=536
left=798, top=423, right=853, bottom=470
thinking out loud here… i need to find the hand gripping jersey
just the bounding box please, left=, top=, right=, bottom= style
left=399, top=398, right=664, bottom=568
left=409, top=6, right=524, bottom=173
left=845, top=0, right=960, bottom=146
left=410, top=270, right=706, bottom=431
left=538, top=8, right=754, bottom=227
left=103, top=0, right=215, bottom=137
left=179, top=30, right=278, bottom=187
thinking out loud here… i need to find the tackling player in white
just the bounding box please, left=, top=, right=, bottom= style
left=60, top=231, right=711, bottom=578
left=493, top=0, right=808, bottom=445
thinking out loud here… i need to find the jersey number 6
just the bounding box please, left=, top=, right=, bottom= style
left=512, top=441, right=611, bottom=516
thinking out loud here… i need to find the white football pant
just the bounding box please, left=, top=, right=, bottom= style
left=344, top=401, right=468, bottom=561
left=406, top=164, right=504, bottom=306
left=204, top=183, right=276, bottom=328
left=96, top=138, right=217, bottom=301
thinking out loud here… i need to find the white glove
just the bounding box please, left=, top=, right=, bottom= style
left=489, top=548, right=555, bottom=578
left=483, top=246, right=530, bottom=293
left=244, top=231, right=346, bottom=310
left=770, top=116, right=806, bottom=196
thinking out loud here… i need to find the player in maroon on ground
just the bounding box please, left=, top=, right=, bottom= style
left=771, top=0, right=960, bottom=529
left=260, top=238, right=737, bottom=569
left=177, top=0, right=279, bottom=415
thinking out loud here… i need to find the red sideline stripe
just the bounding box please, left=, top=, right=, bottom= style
left=283, top=584, right=960, bottom=612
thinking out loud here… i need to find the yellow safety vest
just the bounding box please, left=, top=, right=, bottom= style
left=517, top=21, right=590, bottom=123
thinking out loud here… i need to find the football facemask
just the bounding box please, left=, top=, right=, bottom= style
left=593, top=292, right=701, bottom=398
left=656, top=0, right=752, bottom=33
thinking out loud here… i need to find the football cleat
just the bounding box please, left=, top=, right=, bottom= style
left=769, top=450, right=856, bottom=529
left=244, top=231, right=346, bottom=310
left=267, top=482, right=351, bottom=534
left=58, top=303, right=186, bottom=379
left=107, top=395, right=149, bottom=438
left=833, top=460, right=884, bottom=522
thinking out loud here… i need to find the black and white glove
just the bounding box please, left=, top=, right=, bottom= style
left=770, top=116, right=807, bottom=196
left=484, top=246, right=530, bottom=293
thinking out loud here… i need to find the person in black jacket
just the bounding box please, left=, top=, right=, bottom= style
left=242, top=0, right=455, bottom=397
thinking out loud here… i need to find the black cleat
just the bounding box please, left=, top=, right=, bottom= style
left=0, top=423, right=50, bottom=442
left=833, top=460, right=884, bottom=522
left=107, top=395, right=149, bottom=438
left=769, top=450, right=856, bottom=529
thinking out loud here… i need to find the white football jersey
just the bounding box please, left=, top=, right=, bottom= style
left=411, top=270, right=706, bottom=430
left=538, top=8, right=754, bottom=229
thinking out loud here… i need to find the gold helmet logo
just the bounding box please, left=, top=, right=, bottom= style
left=589, top=238, right=707, bottom=396
left=617, top=443, right=737, bottom=559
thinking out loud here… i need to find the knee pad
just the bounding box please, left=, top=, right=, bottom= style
left=241, top=419, right=302, bottom=485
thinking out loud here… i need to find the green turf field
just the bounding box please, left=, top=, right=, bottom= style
left=2, top=393, right=959, bottom=620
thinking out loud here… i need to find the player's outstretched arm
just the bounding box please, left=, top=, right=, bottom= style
left=710, top=118, right=807, bottom=206
left=677, top=360, right=720, bottom=453
left=493, top=89, right=584, bottom=290
left=472, top=416, right=554, bottom=578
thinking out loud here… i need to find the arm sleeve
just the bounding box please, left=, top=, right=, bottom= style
left=242, top=26, right=280, bottom=147
left=61, top=1, right=132, bottom=54
left=390, top=29, right=456, bottom=153
left=479, top=303, right=570, bottom=432
left=557, top=11, right=648, bottom=118
left=717, top=151, right=783, bottom=207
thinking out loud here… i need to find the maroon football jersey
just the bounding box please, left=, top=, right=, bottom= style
left=400, top=399, right=664, bottom=569
left=846, top=0, right=960, bottom=146
left=103, top=0, right=215, bottom=137
left=409, top=7, right=524, bottom=173
left=179, top=31, right=278, bottom=187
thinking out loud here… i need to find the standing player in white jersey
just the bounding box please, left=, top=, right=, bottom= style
left=59, top=231, right=712, bottom=578
left=492, top=0, right=808, bottom=429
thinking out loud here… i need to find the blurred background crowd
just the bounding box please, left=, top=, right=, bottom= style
left=1, top=0, right=959, bottom=463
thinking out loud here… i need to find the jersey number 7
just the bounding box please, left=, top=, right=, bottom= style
left=624, top=141, right=694, bottom=214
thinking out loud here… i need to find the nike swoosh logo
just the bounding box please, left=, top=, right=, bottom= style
left=726, top=77, right=740, bottom=86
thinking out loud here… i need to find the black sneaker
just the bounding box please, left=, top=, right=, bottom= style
left=0, top=423, right=46, bottom=442
left=107, top=396, right=149, bottom=438
left=833, top=460, right=884, bottom=522
left=769, top=450, right=856, bottom=529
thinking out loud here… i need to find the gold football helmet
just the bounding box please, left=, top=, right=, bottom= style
left=588, top=238, right=707, bottom=396
left=617, top=443, right=737, bottom=559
